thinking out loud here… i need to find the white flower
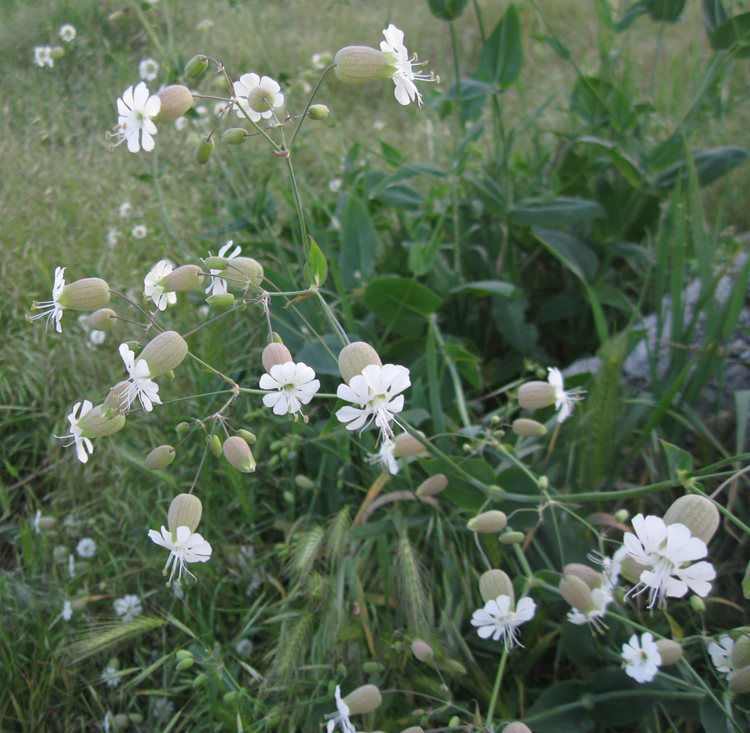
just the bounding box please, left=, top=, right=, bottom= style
left=233, top=73, right=284, bottom=122
left=623, top=514, right=716, bottom=609
left=312, top=52, right=332, bottom=69
left=90, top=330, right=106, bottom=345
left=153, top=697, right=175, bottom=720
left=62, top=600, right=73, bottom=621
left=131, top=223, right=148, bottom=239
left=195, top=104, right=208, bottom=117
left=113, top=594, right=143, bottom=623
left=174, top=116, right=189, bottom=131
left=106, top=228, right=120, bottom=246
left=101, top=663, right=121, bottom=687
left=34, top=46, right=54, bottom=68
left=196, top=19, right=214, bottom=32
left=56, top=400, right=95, bottom=463
left=32, top=510, right=42, bottom=534
left=471, top=594, right=537, bottom=651
left=379, top=24, right=435, bottom=107
left=205, top=240, right=242, bottom=296
left=336, top=363, right=411, bottom=443
left=708, top=634, right=735, bottom=674
left=373, top=440, right=399, bottom=475
left=547, top=367, right=585, bottom=423
left=76, top=537, right=97, bottom=558
left=213, top=101, right=227, bottom=117
left=259, top=361, right=320, bottom=419
left=119, top=201, right=133, bottom=217
left=118, top=343, right=161, bottom=412
left=326, top=685, right=355, bottom=733
left=622, top=632, right=661, bottom=683
left=329, top=178, right=342, bottom=193
left=113, top=82, right=161, bottom=153
left=139, top=57, right=159, bottom=81
left=68, top=554, right=76, bottom=579
left=567, top=585, right=612, bottom=629
left=148, top=525, right=212, bottom=585
left=29, top=266, right=66, bottom=332
left=59, top=24, right=76, bottom=43
left=143, top=259, right=177, bottom=311
left=235, top=639, right=254, bottom=658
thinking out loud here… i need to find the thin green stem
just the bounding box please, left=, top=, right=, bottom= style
left=288, top=65, right=335, bottom=152
left=485, top=647, right=508, bottom=728
left=429, top=317, right=471, bottom=428
left=313, top=289, right=350, bottom=348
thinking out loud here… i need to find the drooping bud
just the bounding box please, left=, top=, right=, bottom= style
left=338, top=341, right=382, bottom=383
left=184, top=54, right=209, bottom=78
left=70, top=599, right=87, bottom=612
left=57, top=278, right=111, bottom=311
left=87, top=308, right=117, bottom=330
left=728, top=666, right=750, bottom=694
left=618, top=552, right=651, bottom=586
left=206, top=292, right=235, bottom=307
left=690, top=595, right=706, bottom=612
left=411, top=640, right=434, bottom=662
left=342, top=684, right=382, bottom=715
left=167, top=493, right=202, bottom=534
left=262, top=343, right=293, bottom=372
left=237, top=430, right=256, bottom=444
left=161, top=265, right=204, bottom=292
left=517, top=381, right=556, bottom=410
left=361, top=661, right=384, bottom=674
left=153, top=85, right=194, bottom=122
left=145, top=445, right=176, bottom=470
left=308, top=104, right=330, bottom=120
left=102, top=381, right=130, bottom=416
left=209, top=435, right=222, bottom=457
left=467, top=510, right=507, bottom=533
left=138, top=331, right=188, bottom=377
left=223, top=436, right=256, bottom=473
left=562, top=563, right=605, bottom=590
left=441, top=659, right=467, bottom=675
left=512, top=418, right=547, bottom=438
left=333, top=46, right=398, bottom=84
left=499, top=531, right=526, bottom=545
left=392, top=432, right=429, bottom=458
left=479, top=569, right=514, bottom=604
left=295, top=474, right=314, bottom=489
left=176, top=657, right=194, bottom=671
left=227, top=257, right=264, bottom=288
left=195, top=136, right=215, bottom=164
left=222, top=127, right=249, bottom=145
left=113, top=715, right=130, bottom=729
left=655, top=639, right=683, bottom=666
left=77, top=404, right=126, bottom=438
left=49, top=46, right=65, bottom=61
left=36, top=516, right=56, bottom=531
left=614, top=508, right=630, bottom=524
left=416, top=474, right=448, bottom=497
left=664, top=495, right=720, bottom=544
left=503, top=724, right=533, bottom=733
left=731, top=635, right=750, bottom=670
left=204, top=256, right=228, bottom=270
left=175, top=650, right=193, bottom=663
left=560, top=575, right=595, bottom=614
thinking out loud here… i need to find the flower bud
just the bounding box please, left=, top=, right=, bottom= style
left=562, top=563, right=604, bottom=590
left=175, top=650, right=194, bottom=662
left=512, top=418, right=547, bottom=438
left=167, top=493, right=202, bottom=534
left=361, top=661, right=384, bottom=674
left=206, top=294, right=236, bottom=310
left=416, top=474, right=447, bottom=497
left=655, top=639, right=683, bottom=666
left=467, top=510, right=507, bottom=533
left=161, top=265, right=204, bottom=292
left=153, top=85, right=194, bottom=122
left=392, top=432, right=429, bottom=458
left=138, top=331, right=188, bottom=377
left=308, top=104, right=330, bottom=120
left=237, top=429, right=256, bottom=444
left=729, top=666, right=750, bottom=694
left=295, top=474, right=314, bottom=489
left=193, top=673, right=208, bottom=687
left=77, top=404, right=126, bottom=438
left=70, top=599, right=87, bottom=612
left=227, top=257, right=264, bottom=287
left=503, top=724, right=533, bottom=733
left=411, top=640, right=434, bottom=662
left=128, top=714, right=144, bottom=724
left=50, top=46, right=65, bottom=60
left=441, top=659, right=467, bottom=675
left=560, top=575, right=594, bottom=614
left=87, top=308, right=117, bottom=330
left=614, top=508, right=630, bottom=524
left=690, top=595, right=706, bottom=612
left=499, top=531, right=526, bottom=545
left=36, top=516, right=56, bottom=531
left=334, top=46, right=398, bottom=84
left=145, top=445, right=176, bottom=470
left=731, top=636, right=750, bottom=670
left=113, top=715, right=130, bottom=729
left=517, top=380, right=556, bottom=410
left=663, top=495, right=720, bottom=544
left=223, top=436, right=256, bottom=473
left=176, top=657, right=194, bottom=671
left=338, top=342, right=382, bottom=383
left=343, top=684, right=382, bottom=715
left=262, top=343, right=293, bottom=372
left=184, top=54, right=209, bottom=78
left=195, top=136, right=215, bottom=164
left=222, top=127, right=249, bottom=145
left=57, top=278, right=111, bottom=311
left=209, top=434, right=222, bottom=457
left=479, top=569, right=514, bottom=604
left=204, top=256, right=228, bottom=270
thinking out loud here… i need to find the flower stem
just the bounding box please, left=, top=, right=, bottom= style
left=313, top=289, right=350, bottom=348
left=485, top=647, right=508, bottom=728
left=288, top=65, right=334, bottom=152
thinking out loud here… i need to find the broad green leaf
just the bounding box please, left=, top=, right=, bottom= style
left=371, top=184, right=426, bottom=210
left=659, top=439, right=693, bottom=484
left=509, top=197, right=605, bottom=226
left=468, top=173, right=507, bottom=215
left=380, top=140, right=404, bottom=167
left=524, top=681, right=595, bottom=733
left=710, top=11, right=750, bottom=49
left=340, top=196, right=377, bottom=288
left=700, top=695, right=735, bottom=733
left=575, top=136, right=647, bottom=187
left=532, top=227, right=599, bottom=283
left=450, top=280, right=517, bottom=298
left=476, top=4, right=523, bottom=89
left=492, top=295, right=538, bottom=354
left=442, top=342, right=482, bottom=388
left=304, top=236, right=327, bottom=288
left=571, top=76, right=635, bottom=131
left=295, top=335, right=340, bottom=376
left=364, top=277, right=443, bottom=336
left=702, top=0, right=728, bottom=35
left=646, top=0, right=687, bottom=23
left=743, top=558, right=750, bottom=598
left=654, top=146, right=749, bottom=190
left=427, top=0, right=468, bottom=21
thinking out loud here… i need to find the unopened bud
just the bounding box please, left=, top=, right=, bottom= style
left=728, top=666, right=750, bottom=694
left=614, top=508, right=630, bottom=524
left=87, top=308, right=117, bottom=330
left=227, top=257, right=264, bottom=287
left=175, top=657, right=194, bottom=671
left=295, top=474, right=314, bottom=489
left=559, top=575, right=594, bottom=614
left=138, top=331, right=188, bottom=377
left=193, top=673, right=208, bottom=687
left=441, top=659, right=467, bottom=675
left=206, top=292, right=235, bottom=307
left=153, top=85, right=193, bottom=122
left=237, top=429, right=256, bottom=444
left=334, top=46, right=398, bottom=84
left=209, top=434, right=222, bottom=457
left=145, top=445, right=176, bottom=470
left=499, top=531, right=525, bottom=545
left=308, top=104, right=330, bottom=120
left=731, top=636, right=750, bottom=670
left=49, top=46, right=65, bottom=60
left=517, top=380, right=556, bottom=410
left=262, top=343, right=293, bottom=372
left=338, top=342, right=382, bottom=383
left=57, top=278, right=111, bottom=311
left=70, top=599, right=87, bottom=612
left=36, top=516, right=56, bottom=531
left=416, top=474, right=447, bottom=497
left=195, top=136, right=215, bottom=164
left=392, top=432, right=429, bottom=458
left=467, top=510, right=507, bottom=533
left=223, top=436, right=256, bottom=473
left=167, top=494, right=203, bottom=534
left=222, top=127, right=249, bottom=145
left=176, top=421, right=190, bottom=435
left=204, top=256, right=228, bottom=270
left=479, top=569, right=514, bottom=604
left=77, top=404, right=126, bottom=438
left=343, top=684, right=382, bottom=715
left=664, top=495, right=720, bottom=544
left=185, top=54, right=209, bottom=78
left=655, top=639, right=683, bottom=666
left=690, top=595, right=706, bottom=613
left=361, top=661, right=384, bottom=674
left=411, top=640, right=434, bottom=662
left=175, top=650, right=194, bottom=662
left=127, top=714, right=144, bottom=724
left=161, top=264, right=204, bottom=292
left=512, top=418, right=547, bottom=438
left=563, top=564, right=605, bottom=590
left=113, top=715, right=130, bottom=729
left=503, top=724, right=533, bottom=733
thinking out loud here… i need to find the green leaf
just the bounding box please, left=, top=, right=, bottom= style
left=371, top=184, right=426, bottom=210
left=450, top=280, right=517, bottom=298
left=591, top=669, right=658, bottom=725
left=575, top=136, right=647, bottom=187
left=524, top=681, right=595, bottom=733
left=380, top=140, right=404, bottom=167
left=702, top=0, right=728, bottom=35
left=660, top=440, right=693, bottom=484
left=654, top=146, right=749, bottom=190
left=340, top=196, right=377, bottom=288
left=509, top=197, right=605, bottom=226
left=304, top=236, right=327, bottom=288
left=571, top=76, right=635, bottom=131
left=532, top=228, right=599, bottom=283
left=700, top=694, right=736, bottom=733
left=468, top=173, right=507, bottom=216
left=476, top=4, right=523, bottom=89
left=646, top=0, right=687, bottom=23
left=743, top=558, right=750, bottom=598
left=427, top=0, right=469, bottom=21
left=710, top=11, right=750, bottom=49
left=735, top=390, right=750, bottom=454
left=364, top=277, right=443, bottom=336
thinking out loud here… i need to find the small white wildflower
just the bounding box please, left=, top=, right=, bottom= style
left=205, top=240, right=241, bottom=296
left=119, top=201, right=133, bottom=217
left=235, top=639, right=254, bottom=658
left=622, top=632, right=661, bottom=683
left=131, top=223, right=148, bottom=239
left=118, top=343, right=161, bottom=412
left=153, top=697, right=175, bottom=720
left=379, top=24, right=435, bottom=107
left=59, top=25, right=77, bottom=43
left=470, top=594, right=537, bottom=651
left=28, top=266, right=66, bottom=333
left=112, top=82, right=161, bottom=153
left=90, top=329, right=106, bottom=345
left=325, top=685, right=355, bottom=733
left=113, top=594, right=143, bottom=623
left=708, top=634, right=735, bottom=674
left=62, top=600, right=73, bottom=621
left=259, top=361, right=320, bottom=419
left=106, top=228, right=120, bottom=246
left=68, top=554, right=76, bottom=579
left=143, top=259, right=177, bottom=310
left=373, top=440, right=398, bottom=475
left=329, top=178, right=342, bottom=193
left=34, top=46, right=54, bottom=68
left=76, top=537, right=97, bottom=558
left=101, top=662, right=121, bottom=687
left=148, top=525, right=212, bottom=585
left=138, top=57, right=159, bottom=81
left=233, top=73, right=284, bottom=122
left=547, top=367, right=585, bottom=422
left=174, top=116, right=189, bottom=131
left=32, top=510, right=43, bottom=534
